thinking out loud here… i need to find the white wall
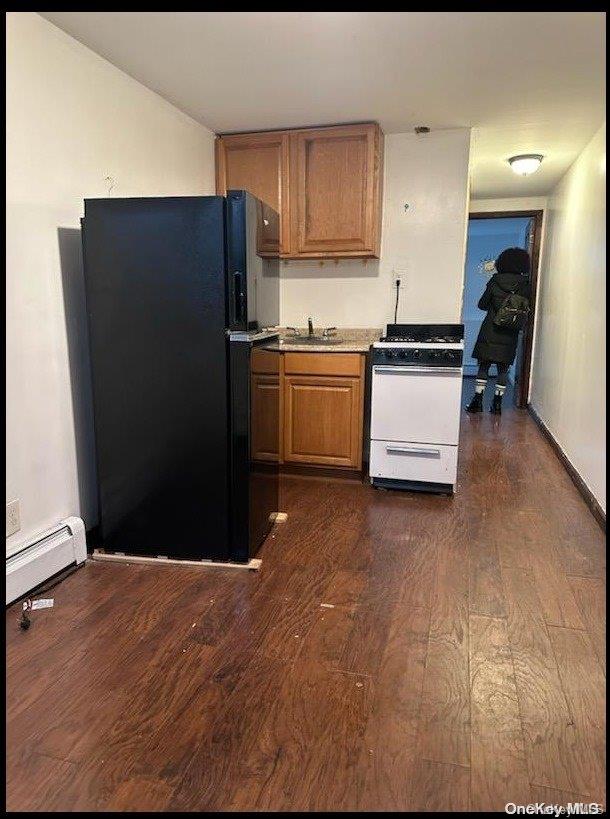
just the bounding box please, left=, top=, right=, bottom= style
left=6, top=12, right=216, bottom=552
left=470, top=196, right=547, bottom=213
left=280, top=129, right=471, bottom=328
left=529, top=122, right=606, bottom=512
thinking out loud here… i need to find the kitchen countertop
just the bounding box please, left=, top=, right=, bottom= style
left=266, top=327, right=381, bottom=353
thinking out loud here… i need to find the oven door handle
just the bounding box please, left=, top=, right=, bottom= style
left=385, top=445, right=441, bottom=456
left=373, top=365, right=462, bottom=374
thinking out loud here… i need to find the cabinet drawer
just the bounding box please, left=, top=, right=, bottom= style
left=284, top=352, right=362, bottom=377
left=369, top=440, right=458, bottom=485
left=251, top=348, right=280, bottom=374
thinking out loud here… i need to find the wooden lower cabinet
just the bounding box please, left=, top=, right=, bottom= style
left=250, top=373, right=280, bottom=462
left=252, top=350, right=365, bottom=470
left=282, top=352, right=365, bottom=469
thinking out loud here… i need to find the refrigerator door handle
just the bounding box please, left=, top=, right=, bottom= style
left=233, top=271, right=245, bottom=323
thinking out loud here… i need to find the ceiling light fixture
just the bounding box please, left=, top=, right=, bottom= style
left=508, top=154, right=544, bottom=176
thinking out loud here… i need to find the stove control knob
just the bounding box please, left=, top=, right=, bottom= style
left=398, top=350, right=407, bottom=358
left=385, top=349, right=395, bottom=359
left=412, top=349, right=420, bottom=358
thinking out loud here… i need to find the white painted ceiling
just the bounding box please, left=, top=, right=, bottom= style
left=41, top=12, right=605, bottom=198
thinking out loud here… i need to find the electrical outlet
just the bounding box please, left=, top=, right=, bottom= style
left=6, top=499, right=20, bottom=537
left=392, top=269, right=407, bottom=289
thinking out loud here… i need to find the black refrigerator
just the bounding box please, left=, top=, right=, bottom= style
left=81, top=190, right=281, bottom=563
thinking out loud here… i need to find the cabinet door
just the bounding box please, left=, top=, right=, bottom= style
left=251, top=373, right=280, bottom=462
left=216, top=132, right=290, bottom=255
left=283, top=375, right=362, bottom=468
left=290, top=123, right=383, bottom=258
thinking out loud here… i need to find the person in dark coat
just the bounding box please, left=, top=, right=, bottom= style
left=466, top=247, right=531, bottom=415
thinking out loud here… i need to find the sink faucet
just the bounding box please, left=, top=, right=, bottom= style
left=308, top=317, right=314, bottom=337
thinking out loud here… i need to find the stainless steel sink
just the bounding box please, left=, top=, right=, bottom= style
left=281, top=335, right=344, bottom=346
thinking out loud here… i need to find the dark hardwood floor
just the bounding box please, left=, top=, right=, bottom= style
left=6, top=386, right=606, bottom=811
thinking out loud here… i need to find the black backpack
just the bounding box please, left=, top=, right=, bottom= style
left=494, top=290, right=530, bottom=330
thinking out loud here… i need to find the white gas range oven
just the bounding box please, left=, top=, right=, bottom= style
left=368, top=323, right=464, bottom=495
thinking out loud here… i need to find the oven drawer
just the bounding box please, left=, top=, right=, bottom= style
left=369, top=439, right=458, bottom=485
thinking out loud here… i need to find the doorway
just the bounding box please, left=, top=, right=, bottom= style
left=463, top=210, right=543, bottom=408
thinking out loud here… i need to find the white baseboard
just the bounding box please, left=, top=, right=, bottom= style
left=5, top=516, right=87, bottom=604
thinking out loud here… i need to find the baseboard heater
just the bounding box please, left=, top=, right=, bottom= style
left=6, top=516, right=87, bottom=605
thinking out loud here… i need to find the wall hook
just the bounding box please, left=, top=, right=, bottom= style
left=104, top=176, right=115, bottom=196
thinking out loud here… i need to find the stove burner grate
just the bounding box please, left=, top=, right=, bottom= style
left=381, top=335, right=460, bottom=344
left=382, top=323, right=464, bottom=345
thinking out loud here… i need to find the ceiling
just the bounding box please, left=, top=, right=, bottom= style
left=41, top=12, right=605, bottom=198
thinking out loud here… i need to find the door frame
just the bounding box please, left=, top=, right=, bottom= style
left=468, top=209, right=544, bottom=408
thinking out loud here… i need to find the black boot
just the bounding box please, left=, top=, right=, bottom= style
left=490, top=393, right=503, bottom=414
left=466, top=392, right=483, bottom=413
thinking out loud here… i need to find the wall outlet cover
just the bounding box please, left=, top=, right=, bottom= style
left=392, top=270, right=407, bottom=289
left=6, top=499, right=21, bottom=538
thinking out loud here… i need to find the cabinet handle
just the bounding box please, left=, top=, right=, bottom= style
left=385, top=445, right=441, bottom=457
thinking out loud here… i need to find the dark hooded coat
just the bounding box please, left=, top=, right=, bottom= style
left=472, top=272, right=530, bottom=364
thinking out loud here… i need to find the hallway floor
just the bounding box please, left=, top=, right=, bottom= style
left=6, top=397, right=606, bottom=811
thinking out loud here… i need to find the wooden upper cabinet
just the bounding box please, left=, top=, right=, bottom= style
left=215, top=123, right=383, bottom=260
left=290, top=123, right=383, bottom=258
left=215, top=131, right=290, bottom=255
